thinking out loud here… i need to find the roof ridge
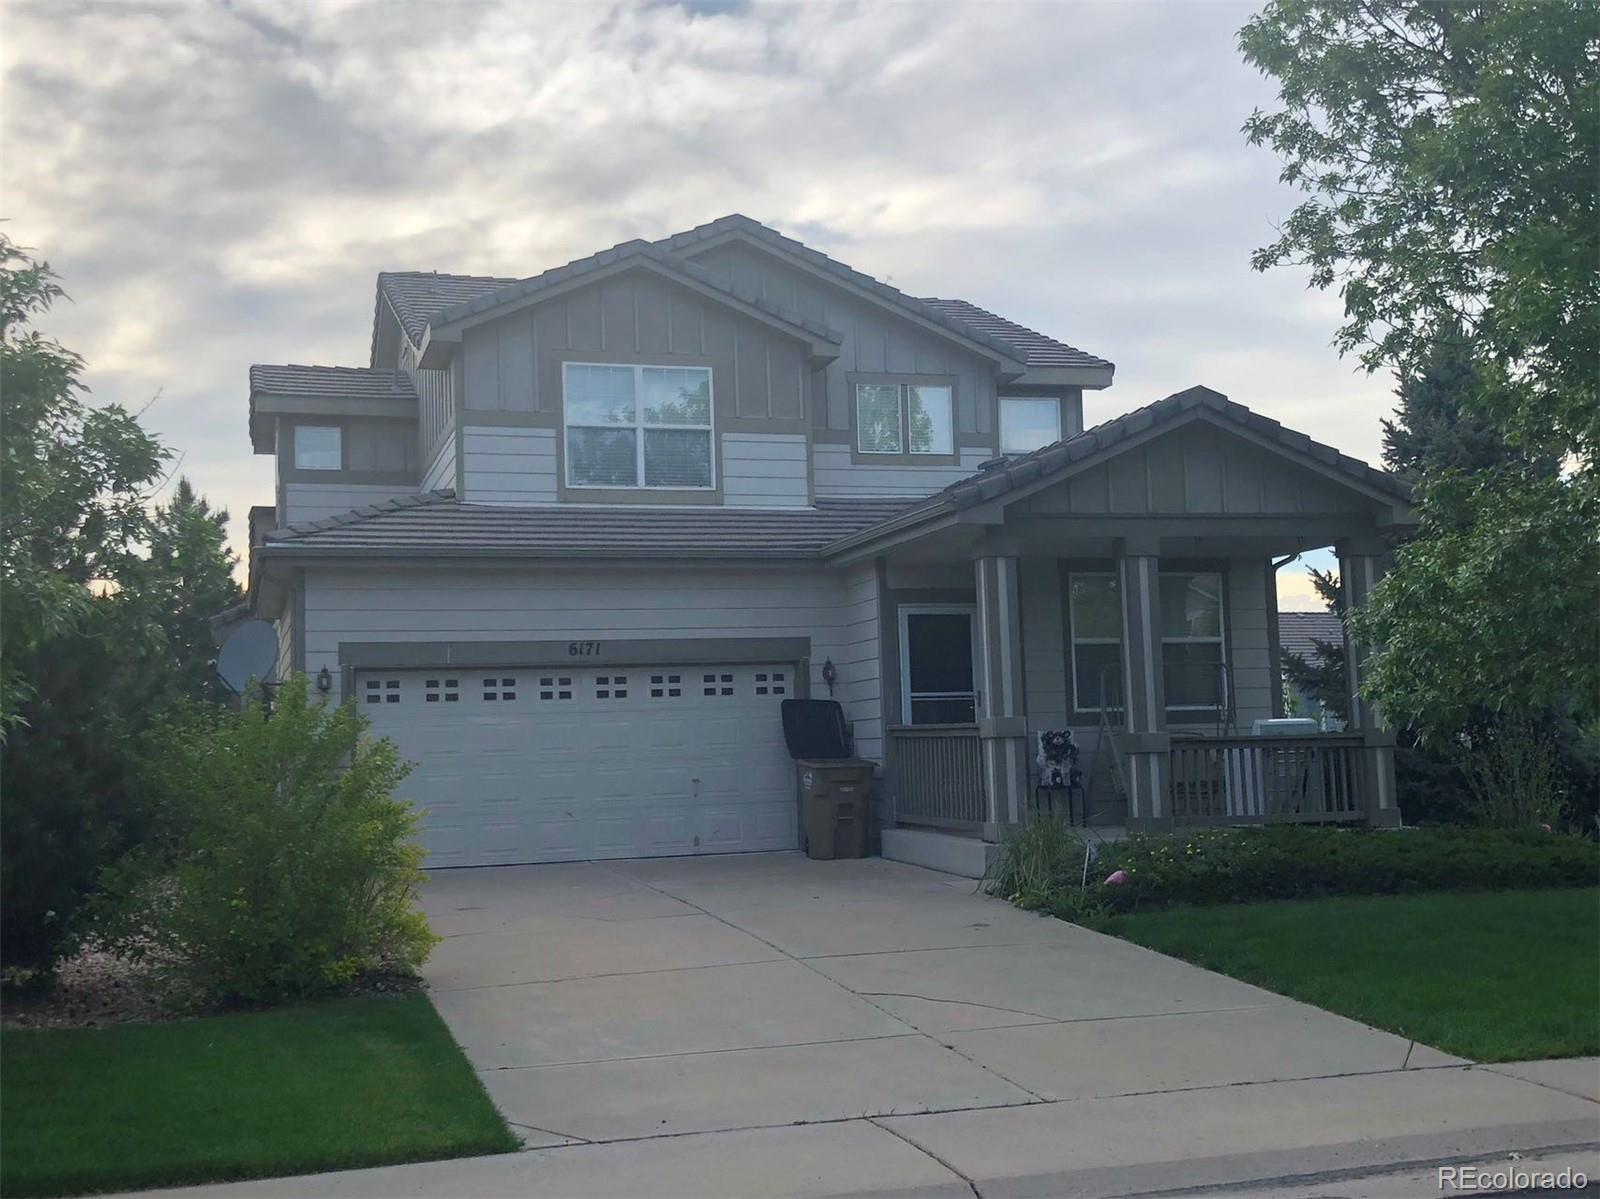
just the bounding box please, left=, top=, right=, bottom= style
left=654, top=215, right=1035, bottom=366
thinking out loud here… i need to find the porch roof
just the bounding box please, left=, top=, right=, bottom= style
left=822, top=386, right=1415, bottom=559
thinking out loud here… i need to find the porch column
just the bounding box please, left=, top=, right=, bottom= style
left=1117, top=540, right=1170, bottom=826
left=974, top=552, right=1029, bottom=837
left=1338, top=542, right=1399, bottom=824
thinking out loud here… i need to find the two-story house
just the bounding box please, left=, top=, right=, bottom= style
left=246, top=214, right=1412, bottom=877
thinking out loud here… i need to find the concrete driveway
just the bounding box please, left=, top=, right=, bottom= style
left=399, top=852, right=1599, bottom=1195
left=138, top=852, right=1597, bottom=1198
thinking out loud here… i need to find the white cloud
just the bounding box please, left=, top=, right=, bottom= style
left=2, top=0, right=1400, bottom=604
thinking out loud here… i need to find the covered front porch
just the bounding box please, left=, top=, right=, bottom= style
left=830, top=388, right=1413, bottom=877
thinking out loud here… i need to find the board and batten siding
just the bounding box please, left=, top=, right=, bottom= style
left=421, top=428, right=457, bottom=494
left=1016, top=422, right=1376, bottom=518
left=457, top=273, right=807, bottom=427
left=460, top=426, right=557, bottom=505
left=721, top=433, right=809, bottom=507
left=684, top=241, right=999, bottom=439
left=813, top=444, right=991, bottom=499
left=275, top=604, right=296, bottom=680
left=282, top=483, right=418, bottom=526
left=303, top=565, right=889, bottom=765
left=415, top=365, right=456, bottom=476
left=1225, top=557, right=1275, bottom=727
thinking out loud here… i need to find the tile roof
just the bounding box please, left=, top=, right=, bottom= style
left=1280, top=611, right=1344, bottom=661
left=261, top=493, right=917, bottom=559
left=378, top=271, right=519, bottom=345
left=919, top=298, right=1113, bottom=370
left=424, top=240, right=843, bottom=347
left=825, top=385, right=1414, bottom=554
left=656, top=215, right=1067, bottom=369
left=249, top=364, right=416, bottom=401
left=370, top=216, right=1113, bottom=377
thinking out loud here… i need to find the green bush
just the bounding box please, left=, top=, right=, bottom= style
left=96, top=676, right=438, bottom=1006
left=986, top=821, right=1599, bottom=922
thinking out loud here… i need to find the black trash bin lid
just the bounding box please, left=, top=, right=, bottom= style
left=780, top=699, right=851, bottom=760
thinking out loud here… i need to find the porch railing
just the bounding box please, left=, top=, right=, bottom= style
left=1168, top=734, right=1368, bottom=824
left=887, top=724, right=985, bottom=831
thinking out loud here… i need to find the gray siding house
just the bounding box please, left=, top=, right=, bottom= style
left=246, top=214, right=1410, bottom=877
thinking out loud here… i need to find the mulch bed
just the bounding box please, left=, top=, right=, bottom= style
left=2, top=950, right=422, bottom=1030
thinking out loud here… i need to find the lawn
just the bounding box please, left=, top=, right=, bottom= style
left=1103, top=887, right=1600, bottom=1063
left=0, top=993, right=518, bottom=1198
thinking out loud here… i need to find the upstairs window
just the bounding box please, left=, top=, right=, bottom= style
left=564, top=363, right=713, bottom=489
left=1161, top=571, right=1226, bottom=710
left=999, top=397, right=1061, bottom=454
left=855, top=382, right=953, bottom=456
left=294, top=425, right=342, bottom=471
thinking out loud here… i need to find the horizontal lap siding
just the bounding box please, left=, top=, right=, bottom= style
left=305, top=566, right=886, bottom=763
left=812, top=445, right=991, bottom=498
left=461, top=426, right=557, bottom=505
left=284, top=483, right=418, bottom=525
left=721, top=433, right=808, bottom=507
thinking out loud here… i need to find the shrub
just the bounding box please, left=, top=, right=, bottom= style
left=1456, top=715, right=1568, bottom=830
left=986, top=823, right=1599, bottom=922
left=96, top=676, right=438, bottom=1005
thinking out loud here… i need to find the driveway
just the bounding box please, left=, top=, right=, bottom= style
left=405, top=852, right=1597, bottom=1195
left=135, top=852, right=1597, bottom=1197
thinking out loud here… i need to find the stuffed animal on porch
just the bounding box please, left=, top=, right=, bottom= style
left=1035, top=729, right=1082, bottom=790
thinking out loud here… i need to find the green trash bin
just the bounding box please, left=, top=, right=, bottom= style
left=797, top=759, right=875, bottom=859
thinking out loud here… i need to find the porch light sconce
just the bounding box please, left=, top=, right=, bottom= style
left=821, top=658, right=837, bottom=697
left=315, top=666, right=333, bottom=694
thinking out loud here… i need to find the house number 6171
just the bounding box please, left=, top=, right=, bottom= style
left=568, top=641, right=602, bottom=656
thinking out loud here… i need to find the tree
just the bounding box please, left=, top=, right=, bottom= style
left=0, top=236, right=168, bottom=735
left=1280, top=566, right=1347, bottom=720
left=0, top=238, right=243, bottom=971
left=133, top=479, right=243, bottom=702
left=1240, top=0, right=1600, bottom=734
left=1381, top=325, right=1556, bottom=483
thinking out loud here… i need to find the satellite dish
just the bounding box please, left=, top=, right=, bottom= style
left=216, top=621, right=279, bottom=695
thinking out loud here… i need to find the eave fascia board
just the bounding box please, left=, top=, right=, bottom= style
left=250, top=394, right=419, bottom=420
left=253, top=546, right=825, bottom=569
left=425, top=254, right=842, bottom=365
left=1011, top=365, right=1116, bottom=389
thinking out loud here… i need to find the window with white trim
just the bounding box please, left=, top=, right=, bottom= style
left=295, top=425, right=342, bottom=471
left=999, top=397, right=1061, bottom=454
left=564, top=363, right=713, bottom=489
left=899, top=605, right=976, bottom=724
left=1068, top=573, right=1121, bottom=711
left=855, top=383, right=953, bottom=456
left=1160, top=571, right=1226, bottom=710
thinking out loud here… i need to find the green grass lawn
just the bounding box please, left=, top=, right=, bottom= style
left=1103, top=887, right=1600, bottom=1063
left=0, top=993, right=518, bottom=1198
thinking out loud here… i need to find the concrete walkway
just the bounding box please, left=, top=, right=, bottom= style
left=142, top=854, right=1598, bottom=1197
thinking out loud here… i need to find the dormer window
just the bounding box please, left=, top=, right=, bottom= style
left=854, top=382, right=953, bottom=456
left=294, top=425, right=342, bottom=470
left=564, top=363, right=714, bottom=490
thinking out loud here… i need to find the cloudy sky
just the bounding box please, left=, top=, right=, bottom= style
left=2, top=0, right=1397, bottom=606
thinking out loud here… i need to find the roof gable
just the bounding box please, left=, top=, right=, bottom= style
left=824, top=386, right=1413, bottom=556
left=658, top=215, right=1043, bottom=374
left=412, top=240, right=842, bottom=366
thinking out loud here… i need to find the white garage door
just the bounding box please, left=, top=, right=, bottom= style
left=356, top=662, right=799, bottom=868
